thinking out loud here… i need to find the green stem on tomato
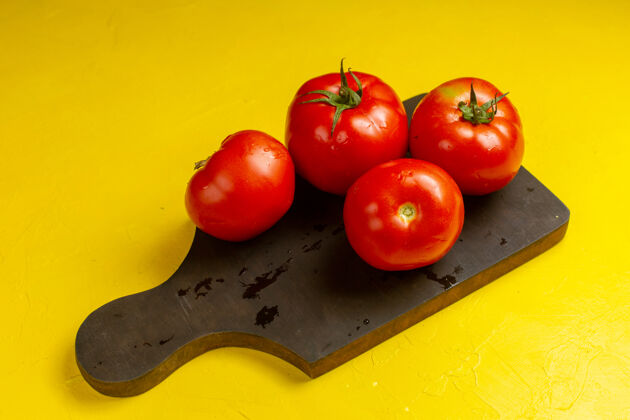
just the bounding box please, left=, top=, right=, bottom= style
left=299, top=58, right=363, bottom=137
left=194, top=158, right=209, bottom=170
left=458, top=83, right=509, bottom=125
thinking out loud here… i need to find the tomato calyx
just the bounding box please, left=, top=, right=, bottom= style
left=458, top=83, right=509, bottom=125
left=194, top=157, right=209, bottom=170
left=299, top=58, right=363, bottom=137
left=398, top=202, right=418, bottom=223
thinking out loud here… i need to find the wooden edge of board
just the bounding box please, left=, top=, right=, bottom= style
left=77, top=219, right=569, bottom=397
left=76, top=332, right=312, bottom=397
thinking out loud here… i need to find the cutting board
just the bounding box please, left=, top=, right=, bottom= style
left=75, top=94, right=570, bottom=397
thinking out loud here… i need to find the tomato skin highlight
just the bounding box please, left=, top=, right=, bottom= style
left=185, top=130, right=295, bottom=242
left=286, top=71, right=408, bottom=195
left=409, top=77, right=524, bottom=195
left=343, top=159, right=464, bottom=271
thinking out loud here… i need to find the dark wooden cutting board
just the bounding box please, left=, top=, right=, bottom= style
left=75, top=95, right=570, bottom=397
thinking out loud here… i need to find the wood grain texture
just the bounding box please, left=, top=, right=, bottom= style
left=75, top=95, right=570, bottom=397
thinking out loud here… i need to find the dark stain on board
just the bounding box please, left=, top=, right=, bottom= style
left=423, top=267, right=457, bottom=290
left=332, top=225, right=345, bottom=235
left=302, top=240, right=322, bottom=253
left=242, top=258, right=292, bottom=299
left=159, top=335, right=174, bottom=345
left=194, top=278, right=213, bottom=299
left=500, top=237, right=508, bottom=246
left=179, top=278, right=224, bottom=299
left=255, top=305, right=279, bottom=328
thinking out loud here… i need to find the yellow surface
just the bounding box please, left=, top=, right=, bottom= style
left=1, top=0, right=629, bottom=418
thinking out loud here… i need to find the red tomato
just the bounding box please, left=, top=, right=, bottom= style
left=185, top=130, right=295, bottom=241
left=343, top=159, right=464, bottom=271
left=409, top=77, right=524, bottom=195
left=286, top=60, right=408, bottom=195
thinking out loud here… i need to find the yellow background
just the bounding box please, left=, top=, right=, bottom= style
left=1, top=0, right=629, bottom=418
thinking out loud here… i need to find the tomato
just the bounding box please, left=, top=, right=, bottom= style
left=185, top=130, right=295, bottom=241
left=343, top=159, right=464, bottom=271
left=409, top=77, right=524, bottom=195
left=286, top=60, right=408, bottom=195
